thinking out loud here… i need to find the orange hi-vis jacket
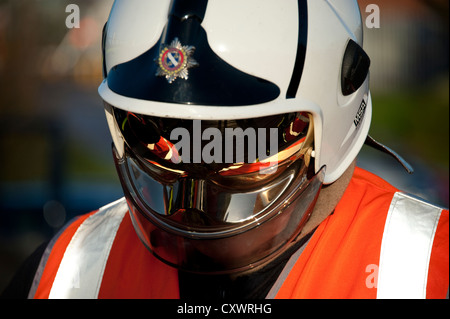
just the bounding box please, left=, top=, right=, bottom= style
left=29, top=167, right=449, bottom=299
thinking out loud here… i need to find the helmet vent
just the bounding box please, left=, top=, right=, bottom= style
left=341, top=40, right=370, bottom=96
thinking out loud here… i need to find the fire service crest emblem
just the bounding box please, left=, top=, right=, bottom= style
left=156, top=38, right=198, bottom=83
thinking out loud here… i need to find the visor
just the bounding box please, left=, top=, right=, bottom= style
left=110, top=106, right=323, bottom=273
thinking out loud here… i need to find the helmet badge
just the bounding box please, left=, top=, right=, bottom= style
left=156, top=38, right=198, bottom=83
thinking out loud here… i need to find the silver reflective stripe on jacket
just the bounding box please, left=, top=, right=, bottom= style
left=48, top=198, right=128, bottom=299
left=377, top=192, right=442, bottom=299
left=265, top=237, right=312, bottom=299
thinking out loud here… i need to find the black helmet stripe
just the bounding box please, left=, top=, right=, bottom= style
left=286, top=0, right=308, bottom=99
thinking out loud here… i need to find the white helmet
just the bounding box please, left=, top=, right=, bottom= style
left=99, top=0, right=372, bottom=273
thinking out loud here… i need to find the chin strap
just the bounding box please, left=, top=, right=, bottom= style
left=365, top=135, right=414, bottom=174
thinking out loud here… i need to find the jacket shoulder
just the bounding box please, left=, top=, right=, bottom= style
left=352, top=166, right=399, bottom=193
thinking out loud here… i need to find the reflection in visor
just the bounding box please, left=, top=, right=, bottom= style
left=124, top=151, right=296, bottom=224
left=110, top=106, right=319, bottom=273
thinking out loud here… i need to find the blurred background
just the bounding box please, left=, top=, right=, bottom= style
left=0, top=0, right=448, bottom=293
